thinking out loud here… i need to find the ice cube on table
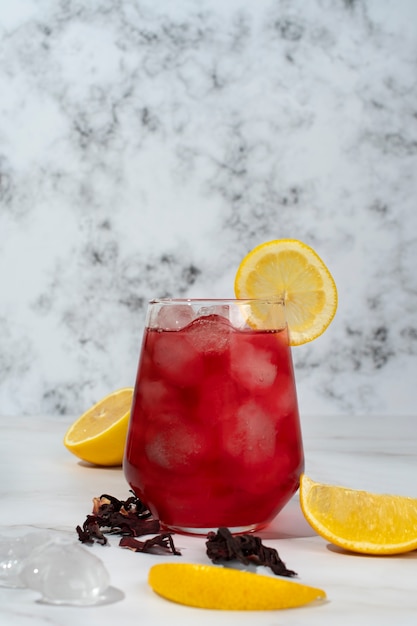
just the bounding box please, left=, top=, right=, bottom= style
left=0, top=529, right=51, bottom=588
left=20, top=537, right=124, bottom=606
left=0, top=528, right=123, bottom=606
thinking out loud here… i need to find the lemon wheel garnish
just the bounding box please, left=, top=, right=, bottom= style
left=63, top=387, right=134, bottom=466
left=300, top=474, right=417, bottom=555
left=234, top=239, right=337, bottom=345
left=148, top=563, right=326, bottom=610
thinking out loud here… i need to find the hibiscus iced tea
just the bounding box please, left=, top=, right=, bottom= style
left=123, top=299, right=304, bottom=534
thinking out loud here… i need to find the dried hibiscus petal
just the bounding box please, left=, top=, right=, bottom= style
left=119, top=534, right=181, bottom=556
left=206, top=527, right=297, bottom=577
left=76, top=492, right=160, bottom=545
left=76, top=515, right=108, bottom=545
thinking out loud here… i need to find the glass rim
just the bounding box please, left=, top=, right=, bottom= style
left=149, top=297, right=285, bottom=305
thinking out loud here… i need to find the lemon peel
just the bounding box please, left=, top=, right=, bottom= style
left=148, top=563, right=326, bottom=610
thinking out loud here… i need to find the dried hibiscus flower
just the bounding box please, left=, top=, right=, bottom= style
left=206, top=527, right=297, bottom=577
left=76, top=492, right=180, bottom=556
left=76, top=495, right=294, bottom=569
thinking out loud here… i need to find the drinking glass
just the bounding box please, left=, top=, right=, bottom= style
left=123, top=298, right=304, bottom=535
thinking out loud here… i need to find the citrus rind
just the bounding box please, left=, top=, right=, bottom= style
left=148, top=563, right=326, bottom=610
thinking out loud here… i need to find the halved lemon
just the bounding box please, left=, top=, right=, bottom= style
left=63, top=388, right=134, bottom=466
left=234, top=239, right=337, bottom=345
left=300, top=474, right=417, bottom=555
left=148, top=563, right=326, bottom=610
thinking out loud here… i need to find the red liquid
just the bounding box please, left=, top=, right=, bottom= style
left=124, top=313, right=304, bottom=532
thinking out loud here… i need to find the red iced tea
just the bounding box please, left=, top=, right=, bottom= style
left=124, top=300, right=304, bottom=534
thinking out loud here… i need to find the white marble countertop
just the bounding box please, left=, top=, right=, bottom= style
left=1, top=414, right=417, bottom=625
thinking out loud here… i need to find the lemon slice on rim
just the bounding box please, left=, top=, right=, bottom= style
left=234, top=239, right=337, bottom=345
left=148, top=563, right=326, bottom=610
left=300, top=475, right=417, bottom=555
left=63, top=387, right=134, bottom=466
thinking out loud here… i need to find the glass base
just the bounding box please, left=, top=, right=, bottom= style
left=161, top=523, right=266, bottom=536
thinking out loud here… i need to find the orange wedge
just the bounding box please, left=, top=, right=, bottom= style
left=300, top=474, right=417, bottom=555
left=148, top=563, right=326, bottom=610
left=234, top=239, right=337, bottom=345
left=63, top=388, right=134, bottom=466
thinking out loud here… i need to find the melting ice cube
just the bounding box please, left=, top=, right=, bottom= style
left=0, top=529, right=51, bottom=588
left=20, top=537, right=124, bottom=606
left=0, top=528, right=123, bottom=606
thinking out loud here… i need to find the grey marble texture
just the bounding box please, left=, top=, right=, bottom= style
left=0, top=0, right=416, bottom=417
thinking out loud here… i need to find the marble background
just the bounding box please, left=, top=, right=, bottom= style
left=0, top=0, right=416, bottom=418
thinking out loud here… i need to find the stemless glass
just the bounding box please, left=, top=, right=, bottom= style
left=123, top=298, right=304, bottom=535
